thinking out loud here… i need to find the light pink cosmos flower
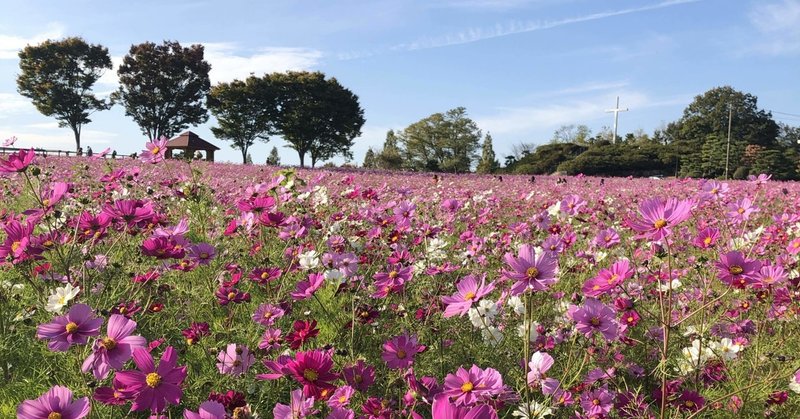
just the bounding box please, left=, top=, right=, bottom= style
left=501, top=244, right=558, bottom=295
left=627, top=197, right=693, bottom=241
left=17, top=385, right=91, bottom=419
left=560, top=194, right=586, bottom=216
left=593, top=228, right=620, bottom=248
left=273, top=389, right=317, bottom=419
left=81, top=314, right=147, bottom=379
left=726, top=197, right=759, bottom=223
left=140, top=136, right=169, bottom=164
left=441, top=365, right=504, bottom=406
left=382, top=333, right=425, bottom=369
left=291, top=273, right=325, bottom=300
left=441, top=274, right=495, bottom=318
left=36, top=303, right=103, bottom=352
left=428, top=395, right=498, bottom=419
left=527, top=351, right=560, bottom=394
left=184, top=400, right=227, bottom=419
left=217, top=343, right=255, bottom=376
left=328, top=385, right=355, bottom=408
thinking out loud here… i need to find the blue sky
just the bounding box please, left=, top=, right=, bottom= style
left=0, top=0, right=799, bottom=165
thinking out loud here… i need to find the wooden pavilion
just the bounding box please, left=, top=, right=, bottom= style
left=165, top=131, right=220, bottom=162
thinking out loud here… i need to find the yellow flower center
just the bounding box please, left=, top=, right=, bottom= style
left=590, top=317, right=601, bottom=326
left=146, top=372, right=162, bottom=388
left=526, top=267, right=539, bottom=279
left=227, top=292, right=237, bottom=300
left=10, top=241, right=21, bottom=252
left=354, top=375, right=363, bottom=383
left=653, top=219, right=667, bottom=229
left=607, top=274, right=619, bottom=284
left=730, top=265, right=744, bottom=275
left=303, top=368, right=318, bottom=381
left=592, top=398, right=601, bottom=406
left=339, top=395, right=348, bottom=403
left=464, top=292, right=476, bottom=301
left=685, top=400, right=695, bottom=408
left=737, top=208, right=745, bottom=214
left=152, top=146, right=161, bottom=154
left=261, top=272, right=269, bottom=280
left=396, top=349, right=407, bottom=359
left=627, top=316, right=635, bottom=323
left=388, top=270, right=398, bottom=279
left=200, top=252, right=209, bottom=259
left=42, top=198, right=51, bottom=207
left=703, top=236, right=712, bottom=246
left=65, top=322, right=79, bottom=334
left=48, top=413, right=62, bottom=419
left=461, top=381, right=474, bottom=392
left=101, top=337, right=117, bottom=350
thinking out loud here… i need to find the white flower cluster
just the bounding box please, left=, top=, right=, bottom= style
left=467, top=299, right=503, bottom=346
left=677, top=338, right=742, bottom=374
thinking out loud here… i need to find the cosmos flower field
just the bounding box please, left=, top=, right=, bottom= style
left=4, top=145, right=800, bottom=418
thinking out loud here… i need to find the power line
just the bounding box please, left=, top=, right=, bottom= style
left=771, top=110, right=800, bottom=118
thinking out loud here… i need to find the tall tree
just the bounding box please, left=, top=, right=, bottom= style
left=17, top=37, right=112, bottom=152
left=400, top=107, right=482, bottom=173
left=363, top=148, right=377, bottom=168
left=551, top=124, right=592, bottom=144
left=266, top=146, right=281, bottom=166
left=208, top=75, right=277, bottom=163
left=666, top=86, right=779, bottom=177
left=476, top=133, right=499, bottom=174
left=377, top=130, right=404, bottom=170
left=114, top=41, right=211, bottom=140
left=270, top=71, right=364, bottom=168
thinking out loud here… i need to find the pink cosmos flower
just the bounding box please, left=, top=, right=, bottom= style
left=382, top=333, right=425, bottom=369
left=2, top=135, right=17, bottom=146
left=217, top=343, right=255, bottom=376
left=114, top=346, right=187, bottom=413
left=441, top=365, right=503, bottom=406
left=328, top=407, right=356, bottom=419
left=593, top=228, right=620, bottom=248
left=17, top=385, right=90, bottom=419
left=92, top=377, right=130, bottom=406
left=726, top=197, right=758, bottom=223
left=692, top=227, right=720, bottom=249
left=560, top=194, right=586, bottom=216
left=582, top=259, right=634, bottom=297
left=328, top=385, right=355, bottom=408
left=699, top=180, right=729, bottom=201
left=572, top=298, right=618, bottom=341
left=715, top=251, right=761, bottom=289
left=273, top=389, right=317, bottom=419
left=0, top=148, right=35, bottom=175
left=0, top=219, right=42, bottom=263
left=429, top=395, right=498, bottom=419
left=184, top=400, right=227, bottom=419
left=37, top=303, right=103, bottom=352
left=627, top=197, right=693, bottom=241
left=787, top=238, right=800, bottom=255
left=140, top=136, right=169, bottom=164
left=258, top=328, right=283, bottom=352
left=187, top=243, right=216, bottom=265
left=580, top=387, right=614, bottom=416
left=252, top=303, right=285, bottom=326
left=285, top=349, right=339, bottom=398
left=502, top=244, right=559, bottom=295
left=441, top=274, right=495, bottom=318
left=81, top=314, right=147, bottom=379
left=291, top=273, right=325, bottom=300
left=755, top=264, right=787, bottom=287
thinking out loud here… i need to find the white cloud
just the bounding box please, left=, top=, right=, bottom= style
left=203, top=43, right=322, bottom=84
left=0, top=23, right=65, bottom=59
left=0, top=93, right=34, bottom=118
left=0, top=125, right=118, bottom=151
left=394, top=0, right=702, bottom=50
left=749, top=0, right=800, bottom=55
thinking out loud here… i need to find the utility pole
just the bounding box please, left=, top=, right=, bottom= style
left=725, top=105, right=733, bottom=180
left=605, top=96, right=628, bottom=144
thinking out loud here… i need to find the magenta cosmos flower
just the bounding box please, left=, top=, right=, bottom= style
left=382, top=333, right=425, bottom=369
left=441, top=365, right=504, bottom=406
left=184, top=400, right=227, bottom=419
left=0, top=219, right=42, bottom=263
left=37, top=303, right=103, bottom=352
left=217, top=343, right=255, bottom=376
left=715, top=251, right=761, bottom=289
left=0, top=148, right=35, bottom=175
left=17, top=385, right=90, bottom=419
left=81, top=314, right=147, bottom=379
left=140, top=136, right=168, bottom=164
left=428, top=395, right=498, bottom=419
left=285, top=349, right=339, bottom=398
left=290, top=273, right=325, bottom=300
left=115, top=346, right=187, bottom=413
left=572, top=298, right=618, bottom=341
left=441, top=274, right=495, bottom=318
left=502, top=244, right=558, bottom=295
left=581, top=259, right=634, bottom=297
left=628, top=197, right=693, bottom=241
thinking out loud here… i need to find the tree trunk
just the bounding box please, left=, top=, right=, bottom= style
left=242, top=147, right=248, bottom=164
left=72, top=125, right=81, bottom=153
left=298, top=151, right=306, bottom=168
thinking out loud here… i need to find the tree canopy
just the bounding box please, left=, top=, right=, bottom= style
left=399, top=107, right=482, bottom=173
left=17, top=37, right=112, bottom=152
left=208, top=75, right=277, bottom=164
left=114, top=41, right=211, bottom=140
left=270, top=71, right=364, bottom=168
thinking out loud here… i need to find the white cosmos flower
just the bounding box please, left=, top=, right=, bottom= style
left=298, top=250, right=319, bottom=271
left=512, top=401, right=554, bottom=418
left=45, top=283, right=80, bottom=313
left=714, top=338, right=741, bottom=361
left=324, top=269, right=344, bottom=283
left=481, top=326, right=504, bottom=346
left=468, top=299, right=498, bottom=327
left=507, top=296, right=526, bottom=315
